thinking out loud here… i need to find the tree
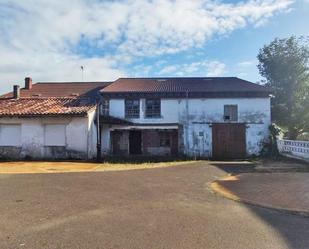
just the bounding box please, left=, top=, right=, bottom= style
left=258, top=36, right=309, bottom=139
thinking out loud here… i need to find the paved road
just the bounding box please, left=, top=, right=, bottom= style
left=214, top=172, right=309, bottom=213
left=1, top=161, right=309, bottom=249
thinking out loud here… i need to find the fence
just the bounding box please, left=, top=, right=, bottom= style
left=277, top=138, right=309, bottom=161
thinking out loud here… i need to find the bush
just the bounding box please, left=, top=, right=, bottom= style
left=261, top=123, right=283, bottom=158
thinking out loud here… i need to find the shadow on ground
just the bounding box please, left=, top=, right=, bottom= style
left=209, top=159, right=309, bottom=249
left=209, top=161, right=257, bottom=174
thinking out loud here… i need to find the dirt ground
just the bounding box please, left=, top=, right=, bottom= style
left=0, top=160, right=196, bottom=174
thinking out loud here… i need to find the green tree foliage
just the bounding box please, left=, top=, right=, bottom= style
left=258, top=36, right=309, bottom=139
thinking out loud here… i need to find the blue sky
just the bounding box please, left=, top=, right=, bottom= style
left=0, top=0, right=308, bottom=93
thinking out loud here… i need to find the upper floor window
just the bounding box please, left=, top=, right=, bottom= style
left=102, top=99, right=109, bottom=116
left=125, top=99, right=140, bottom=118
left=224, top=105, right=238, bottom=122
left=145, top=99, right=161, bottom=118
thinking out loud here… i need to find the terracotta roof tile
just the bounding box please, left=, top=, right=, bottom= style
left=0, top=81, right=111, bottom=117
left=101, top=77, right=269, bottom=94
left=1, top=82, right=111, bottom=98
left=0, top=98, right=95, bottom=117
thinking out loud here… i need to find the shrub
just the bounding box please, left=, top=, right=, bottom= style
left=261, top=123, right=283, bottom=158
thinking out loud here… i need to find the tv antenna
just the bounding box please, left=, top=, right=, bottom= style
left=81, top=66, right=85, bottom=82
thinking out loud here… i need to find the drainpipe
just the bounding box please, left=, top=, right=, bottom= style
left=96, top=101, right=102, bottom=162
left=185, top=90, right=189, bottom=155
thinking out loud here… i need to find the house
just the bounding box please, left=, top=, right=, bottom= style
left=99, top=77, right=271, bottom=158
left=0, top=77, right=271, bottom=160
left=0, top=77, right=110, bottom=160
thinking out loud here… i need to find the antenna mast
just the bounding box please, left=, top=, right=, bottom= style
left=81, top=66, right=84, bottom=82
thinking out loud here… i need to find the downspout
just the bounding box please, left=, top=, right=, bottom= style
left=185, top=90, right=189, bottom=155
left=96, top=101, right=102, bottom=162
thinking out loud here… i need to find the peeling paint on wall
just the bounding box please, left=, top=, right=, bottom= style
left=105, top=97, right=271, bottom=157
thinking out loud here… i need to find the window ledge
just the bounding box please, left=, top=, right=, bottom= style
left=0, top=145, right=22, bottom=148
left=44, top=145, right=66, bottom=147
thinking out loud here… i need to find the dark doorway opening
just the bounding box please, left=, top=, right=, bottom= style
left=129, top=130, right=142, bottom=155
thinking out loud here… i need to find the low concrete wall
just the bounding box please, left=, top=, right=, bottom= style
left=277, top=138, right=309, bottom=162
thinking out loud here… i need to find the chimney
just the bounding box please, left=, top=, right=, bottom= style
left=25, top=77, right=32, bottom=90
left=13, top=85, right=20, bottom=99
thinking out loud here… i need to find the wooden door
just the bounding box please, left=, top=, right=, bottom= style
left=212, top=123, right=246, bottom=159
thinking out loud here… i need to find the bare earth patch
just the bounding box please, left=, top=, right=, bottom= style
left=0, top=160, right=197, bottom=174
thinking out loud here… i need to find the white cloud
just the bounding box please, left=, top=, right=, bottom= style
left=0, top=0, right=294, bottom=93
left=159, top=65, right=178, bottom=74
left=237, top=60, right=256, bottom=68
left=235, top=59, right=258, bottom=80
left=158, top=60, right=226, bottom=77
left=205, top=61, right=226, bottom=77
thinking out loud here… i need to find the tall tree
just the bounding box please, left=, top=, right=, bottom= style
left=258, top=36, right=309, bottom=139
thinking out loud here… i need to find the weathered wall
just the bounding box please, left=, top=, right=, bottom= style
left=0, top=115, right=93, bottom=160
left=142, top=130, right=178, bottom=156
left=105, top=97, right=271, bottom=157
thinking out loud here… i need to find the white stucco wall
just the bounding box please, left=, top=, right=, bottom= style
left=0, top=115, right=93, bottom=159
left=104, top=97, right=271, bottom=157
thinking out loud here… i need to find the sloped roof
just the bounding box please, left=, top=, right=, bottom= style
left=101, top=77, right=269, bottom=98
left=0, top=98, right=96, bottom=117
left=0, top=81, right=111, bottom=117
left=1, top=82, right=111, bottom=98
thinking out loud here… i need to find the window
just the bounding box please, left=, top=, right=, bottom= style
left=159, top=132, right=170, bottom=147
left=125, top=99, right=140, bottom=118
left=145, top=99, right=161, bottom=118
left=44, top=124, right=66, bottom=146
left=102, top=99, right=109, bottom=116
left=224, top=105, right=238, bottom=121
left=0, top=124, right=21, bottom=146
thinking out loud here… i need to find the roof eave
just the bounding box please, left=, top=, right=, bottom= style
left=101, top=91, right=271, bottom=98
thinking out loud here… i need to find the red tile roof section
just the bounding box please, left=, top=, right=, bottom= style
left=0, top=81, right=111, bottom=117
left=101, top=77, right=269, bottom=93
left=0, top=98, right=96, bottom=117
left=1, top=82, right=111, bottom=98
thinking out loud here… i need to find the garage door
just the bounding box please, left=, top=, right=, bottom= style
left=212, top=123, right=246, bottom=159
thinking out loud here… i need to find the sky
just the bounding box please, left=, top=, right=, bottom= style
left=0, top=0, right=308, bottom=93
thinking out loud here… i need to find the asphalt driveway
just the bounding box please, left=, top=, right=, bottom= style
left=1, top=161, right=309, bottom=249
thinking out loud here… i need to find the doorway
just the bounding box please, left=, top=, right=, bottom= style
left=212, top=123, right=246, bottom=159
left=129, top=130, right=142, bottom=155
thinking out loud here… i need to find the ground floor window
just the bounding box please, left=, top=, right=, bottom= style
left=0, top=124, right=21, bottom=146
left=44, top=124, right=66, bottom=146
left=111, top=129, right=178, bottom=156
left=159, top=132, right=170, bottom=147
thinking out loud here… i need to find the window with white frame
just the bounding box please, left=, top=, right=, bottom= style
left=102, top=99, right=109, bottom=116
left=125, top=99, right=140, bottom=118
left=145, top=99, right=161, bottom=118
left=44, top=124, right=66, bottom=146
left=0, top=124, right=21, bottom=146
left=224, top=105, right=238, bottom=121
